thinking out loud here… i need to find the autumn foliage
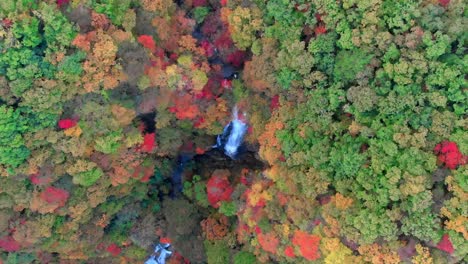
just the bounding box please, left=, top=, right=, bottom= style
left=106, top=243, right=122, bottom=256
left=0, top=236, right=20, bottom=252
left=257, top=232, right=279, bottom=254
left=138, top=35, right=156, bottom=52
left=292, top=230, right=321, bottom=261
left=0, top=0, right=466, bottom=263
left=436, top=234, right=454, bottom=254
left=40, top=187, right=69, bottom=208
left=434, top=141, right=466, bottom=169
left=140, top=133, right=156, bottom=153
left=206, top=170, right=233, bottom=208
left=58, top=119, right=77, bottom=129
left=201, top=215, right=229, bottom=241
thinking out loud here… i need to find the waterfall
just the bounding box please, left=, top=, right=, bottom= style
left=144, top=243, right=172, bottom=264
left=215, top=106, right=248, bottom=159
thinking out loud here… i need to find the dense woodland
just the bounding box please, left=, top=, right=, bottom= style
left=0, top=0, right=467, bottom=263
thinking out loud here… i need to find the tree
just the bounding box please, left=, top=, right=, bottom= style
left=201, top=214, right=229, bottom=241
left=66, top=160, right=104, bottom=187
left=257, top=231, right=279, bottom=254
left=292, top=230, right=321, bottom=261
left=436, top=234, right=454, bottom=254
left=206, top=170, right=233, bottom=208
left=137, top=35, right=156, bottom=52
left=0, top=106, right=30, bottom=168
left=91, top=0, right=131, bottom=26
left=434, top=141, right=466, bottom=170
left=227, top=6, right=262, bottom=50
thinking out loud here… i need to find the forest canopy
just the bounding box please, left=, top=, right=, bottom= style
left=0, top=0, right=466, bottom=263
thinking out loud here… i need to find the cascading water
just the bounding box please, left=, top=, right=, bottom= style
left=214, top=106, right=248, bottom=159
left=144, top=243, right=172, bottom=264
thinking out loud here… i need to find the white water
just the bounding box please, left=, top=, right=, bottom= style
left=145, top=243, right=172, bottom=264
left=216, top=106, right=248, bottom=159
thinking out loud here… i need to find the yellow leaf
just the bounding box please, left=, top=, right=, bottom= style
left=64, top=126, right=82, bottom=137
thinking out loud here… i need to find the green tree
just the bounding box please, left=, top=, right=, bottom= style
left=0, top=106, right=30, bottom=168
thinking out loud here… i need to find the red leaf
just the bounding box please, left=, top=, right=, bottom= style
left=206, top=171, right=233, bottom=208
left=255, top=198, right=266, bottom=207
left=30, top=173, right=51, bottom=186
left=227, top=50, right=247, bottom=67
left=240, top=175, right=249, bottom=185
left=57, top=0, right=70, bottom=7
left=40, top=187, right=69, bottom=207
left=284, top=246, right=295, bottom=258
left=292, top=230, right=321, bottom=260
left=270, top=95, right=280, bottom=111
left=106, top=243, right=122, bottom=257
left=437, top=234, right=454, bottom=254
left=0, top=236, right=20, bottom=252
left=439, top=0, right=450, bottom=7
left=193, top=117, right=205, bottom=128
left=221, top=79, right=232, bottom=89
left=258, top=232, right=279, bottom=254
left=315, top=24, right=327, bottom=35
left=434, top=141, right=466, bottom=169
left=201, top=40, right=215, bottom=57
left=171, top=95, right=200, bottom=120
left=254, top=226, right=262, bottom=234
left=140, top=166, right=153, bottom=183
left=221, top=0, right=228, bottom=6
left=140, top=133, right=156, bottom=152
left=170, top=53, right=178, bottom=61
left=160, top=237, right=172, bottom=244
left=196, top=147, right=206, bottom=154
left=58, top=119, right=77, bottom=129
left=2, top=19, right=13, bottom=28
left=138, top=35, right=156, bottom=51
left=193, top=0, right=207, bottom=7
left=214, top=31, right=233, bottom=50
left=315, top=13, right=322, bottom=21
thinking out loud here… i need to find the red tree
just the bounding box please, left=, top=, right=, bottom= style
left=30, top=173, right=52, bottom=186
left=284, top=246, right=295, bottom=258
left=315, top=24, right=327, bottom=35
left=138, top=35, right=156, bottom=51
left=270, top=95, right=280, bottom=111
left=58, top=119, right=77, bottom=129
left=140, top=133, right=156, bottom=153
left=169, top=94, right=200, bottom=120
left=40, top=187, right=69, bottom=208
left=0, top=236, right=20, bottom=252
left=258, top=232, right=279, bottom=254
left=206, top=170, right=233, bottom=208
left=56, top=0, right=70, bottom=7
left=292, top=230, right=321, bottom=261
left=106, top=243, right=122, bottom=256
left=434, top=141, right=466, bottom=169
left=227, top=50, right=247, bottom=67
left=437, top=234, right=454, bottom=254
left=193, top=0, right=207, bottom=7
left=439, top=0, right=450, bottom=7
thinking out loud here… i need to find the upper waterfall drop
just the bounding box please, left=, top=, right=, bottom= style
left=214, top=106, right=248, bottom=159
